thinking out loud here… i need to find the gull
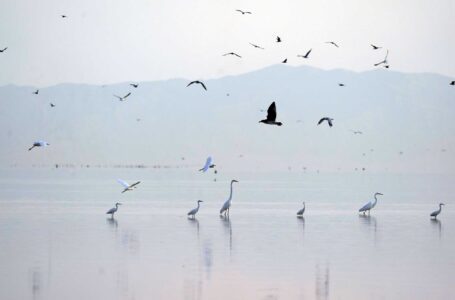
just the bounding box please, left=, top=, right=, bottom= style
left=338, top=83, right=345, bottom=87
left=61, top=15, right=67, bottom=18
left=370, top=44, right=381, bottom=50
left=117, top=179, right=141, bottom=193
left=374, top=49, right=389, bottom=66
left=325, top=41, right=339, bottom=48
left=450, top=81, right=454, bottom=86
left=318, top=117, right=333, bottom=127
left=199, top=156, right=215, bottom=172
left=187, top=200, right=203, bottom=219
left=130, top=83, right=139, bottom=88
left=249, top=43, right=264, bottom=49
left=223, top=52, right=242, bottom=58
left=297, top=49, right=312, bottom=59
left=0, top=47, right=7, bottom=53
left=114, top=92, right=131, bottom=101
left=259, top=101, right=283, bottom=126
left=187, top=80, right=207, bottom=91
left=282, top=58, right=287, bottom=63
left=236, top=9, right=252, bottom=15
left=28, top=140, right=49, bottom=151
left=276, top=36, right=282, bottom=43
left=50, top=103, right=56, bottom=107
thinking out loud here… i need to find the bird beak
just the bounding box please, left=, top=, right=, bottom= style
left=233, top=180, right=239, bottom=183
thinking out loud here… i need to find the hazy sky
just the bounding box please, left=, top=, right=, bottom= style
left=0, top=0, right=454, bottom=86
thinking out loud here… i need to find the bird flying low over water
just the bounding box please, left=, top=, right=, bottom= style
left=297, top=49, right=312, bottom=59
left=106, top=203, right=121, bottom=218
left=236, top=9, right=252, bottom=15
left=318, top=117, right=333, bottom=127
left=130, top=83, right=139, bottom=88
left=359, top=193, right=383, bottom=214
left=325, top=41, right=339, bottom=48
left=28, top=140, right=49, bottom=151
left=187, top=80, right=207, bottom=91
left=199, top=156, right=215, bottom=172
left=117, top=179, right=141, bottom=193
left=0, top=47, right=7, bottom=53
left=259, top=102, right=283, bottom=126
left=187, top=200, right=203, bottom=219
left=114, top=92, right=131, bottom=101
left=371, top=44, right=381, bottom=50
left=223, top=52, right=242, bottom=58
left=430, top=203, right=445, bottom=219
left=276, top=36, right=282, bottom=43
left=249, top=43, right=264, bottom=49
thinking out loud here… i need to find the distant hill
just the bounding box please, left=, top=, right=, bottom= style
left=0, top=65, right=454, bottom=173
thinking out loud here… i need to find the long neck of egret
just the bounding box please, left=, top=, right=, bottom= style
left=228, top=181, right=234, bottom=202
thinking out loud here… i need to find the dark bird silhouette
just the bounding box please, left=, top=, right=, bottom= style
left=318, top=117, right=333, bottom=127
left=61, top=15, right=67, bottom=18
left=374, top=49, right=389, bottom=66
left=187, top=80, right=207, bottom=91
left=297, top=49, right=312, bottom=59
left=325, top=41, right=339, bottom=48
left=236, top=9, right=252, bottom=15
left=282, top=58, right=287, bottom=63
left=450, top=81, right=454, bottom=85
left=0, top=47, right=7, bottom=53
left=249, top=43, right=264, bottom=49
left=28, top=141, right=49, bottom=151
left=50, top=103, right=56, bottom=107
left=223, top=52, right=242, bottom=58
left=259, top=102, right=283, bottom=126
left=33, top=89, right=39, bottom=95
left=338, top=83, right=345, bottom=87
left=130, top=83, right=139, bottom=88
left=371, top=44, right=381, bottom=50
left=114, top=92, right=131, bottom=101
left=276, top=36, right=282, bottom=43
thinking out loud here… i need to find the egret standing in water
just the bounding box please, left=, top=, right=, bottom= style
left=106, top=203, right=122, bottom=218
left=28, top=140, right=49, bottom=151
left=220, top=180, right=239, bottom=217
left=430, top=203, right=445, bottom=219
left=187, top=200, right=203, bottom=219
left=359, top=193, right=383, bottom=214
left=297, top=201, right=306, bottom=217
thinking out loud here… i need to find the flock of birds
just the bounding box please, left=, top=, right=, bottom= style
left=1, top=9, right=451, bottom=222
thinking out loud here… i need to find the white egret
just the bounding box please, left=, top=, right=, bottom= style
left=106, top=202, right=122, bottom=218
left=220, top=180, right=239, bottom=217
left=199, top=156, right=215, bottom=172
left=359, top=192, right=383, bottom=214
left=430, top=203, right=445, bottom=219
left=28, top=140, right=49, bottom=151
left=187, top=200, right=203, bottom=219
left=297, top=202, right=306, bottom=217
left=117, top=179, right=141, bottom=193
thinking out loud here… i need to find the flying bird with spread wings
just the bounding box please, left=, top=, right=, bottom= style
left=130, top=83, right=139, bottom=88
left=223, top=52, right=242, bottom=58
left=318, top=117, right=334, bottom=127
left=325, top=41, right=339, bottom=48
left=114, top=92, right=132, bottom=101
left=371, top=44, right=381, bottom=50
left=187, top=80, right=207, bottom=91
left=236, top=9, right=252, bottom=15
left=259, top=102, right=283, bottom=126
left=199, top=156, right=216, bottom=172
left=249, top=43, right=264, bottom=49
left=117, top=179, right=141, bottom=193
left=374, top=49, right=389, bottom=66
left=297, top=49, right=312, bottom=59
left=0, top=47, right=7, bottom=53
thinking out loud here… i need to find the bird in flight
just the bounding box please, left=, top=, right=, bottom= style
left=50, top=103, right=56, bottom=107
left=223, top=52, right=241, bottom=58
left=325, top=41, right=339, bottom=48
left=187, top=80, right=207, bottom=91
left=117, top=179, right=141, bottom=193
left=249, top=43, right=264, bottom=49
left=259, top=102, right=283, bottom=126
left=199, top=156, right=215, bottom=172
left=318, top=117, right=334, bottom=127
left=338, top=83, right=345, bottom=87
left=351, top=130, right=363, bottom=134
left=28, top=140, right=49, bottom=151
left=114, top=92, right=131, bottom=101
left=297, top=49, right=312, bottom=59
left=61, top=15, right=67, bottom=18
left=33, top=89, right=39, bottom=95
left=236, top=9, right=252, bottom=15
left=130, top=83, right=139, bottom=88
left=450, top=81, right=454, bottom=86
left=276, top=36, right=282, bottom=43
left=374, top=49, right=389, bottom=66
left=0, top=47, right=7, bottom=53
left=282, top=58, right=287, bottom=63
left=370, top=44, right=381, bottom=50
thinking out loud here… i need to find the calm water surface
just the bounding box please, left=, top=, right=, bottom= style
left=0, top=168, right=454, bottom=300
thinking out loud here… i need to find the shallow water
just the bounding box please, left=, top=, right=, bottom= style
left=0, top=168, right=454, bottom=300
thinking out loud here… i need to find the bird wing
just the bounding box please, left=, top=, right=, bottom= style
left=266, top=102, right=277, bottom=121
left=188, top=207, right=198, bottom=215
left=106, top=208, right=116, bottom=214
left=430, top=210, right=438, bottom=217
left=37, top=140, right=48, bottom=146
left=296, top=208, right=304, bottom=215
left=233, top=53, right=241, bottom=58
left=199, top=81, right=207, bottom=90
left=129, top=181, right=141, bottom=188
left=123, top=92, right=131, bottom=99
left=117, top=179, right=130, bottom=188
left=220, top=200, right=230, bottom=213
left=200, top=157, right=212, bottom=172
left=317, top=118, right=325, bottom=125
left=222, top=53, right=230, bottom=56
left=305, top=49, right=312, bottom=56
left=328, top=119, right=333, bottom=127
left=235, top=9, right=243, bottom=13
left=384, top=49, right=389, bottom=60
left=113, top=95, right=122, bottom=100
left=359, top=201, right=372, bottom=212
left=186, top=81, right=195, bottom=87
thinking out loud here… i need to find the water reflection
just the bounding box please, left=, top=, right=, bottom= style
left=359, top=214, right=378, bottom=242
left=29, top=267, right=41, bottom=300
left=430, top=219, right=442, bottom=239
left=188, top=218, right=200, bottom=240
left=297, top=216, right=305, bottom=240
left=220, top=216, right=233, bottom=255
left=203, top=240, right=213, bottom=280
left=106, top=217, right=118, bottom=229
left=315, top=263, right=330, bottom=300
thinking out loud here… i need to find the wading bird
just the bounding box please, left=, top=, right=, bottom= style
left=199, top=156, right=215, bottom=172
left=297, top=202, right=306, bottom=217
left=0, top=47, right=7, bottom=53
left=188, top=200, right=203, bottom=219
left=223, top=52, right=241, bottom=58
left=28, top=140, right=49, bottom=151
left=325, top=41, right=339, bottom=48
left=318, top=117, right=333, bottom=127
left=114, top=92, right=131, bottom=101
left=220, top=180, right=239, bottom=217
left=259, top=102, right=283, bottom=126
left=297, top=49, right=312, bottom=59
left=187, top=80, right=207, bottom=91
left=430, top=203, right=445, bottom=219
left=117, top=179, right=141, bottom=193
left=236, top=9, right=252, bottom=15
left=249, top=43, right=264, bottom=49
left=359, top=193, right=383, bottom=215
left=106, top=203, right=121, bottom=218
